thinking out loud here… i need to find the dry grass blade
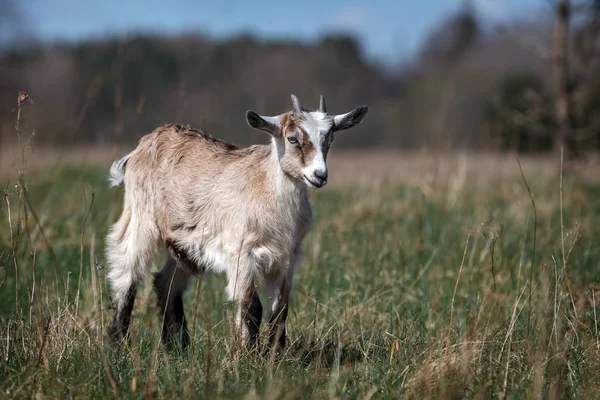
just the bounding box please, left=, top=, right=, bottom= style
left=559, top=147, right=578, bottom=322
left=76, top=189, right=95, bottom=317
left=448, top=233, right=471, bottom=344
left=35, top=316, right=51, bottom=373
left=517, top=157, right=537, bottom=343
left=83, top=322, right=120, bottom=399
left=191, top=274, right=203, bottom=340
left=2, top=121, right=600, bottom=397
left=5, top=190, right=20, bottom=317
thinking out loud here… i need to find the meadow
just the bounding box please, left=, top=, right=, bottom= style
left=1, top=146, right=600, bottom=399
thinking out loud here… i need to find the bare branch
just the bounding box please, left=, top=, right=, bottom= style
left=498, top=26, right=554, bottom=60
left=475, top=0, right=553, bottom=60
left=571, top=7, right=600, bottom=90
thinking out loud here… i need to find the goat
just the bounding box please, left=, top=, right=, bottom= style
left=106, top=94, right=368, bottom=351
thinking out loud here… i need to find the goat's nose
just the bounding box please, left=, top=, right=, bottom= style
left=314, top=170, right=328, bottom=182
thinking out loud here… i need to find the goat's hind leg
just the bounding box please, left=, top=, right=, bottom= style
left=108, top=279, right=137, bottom=344
left=107, top=250, right=140, bottom=344
left=153, top=253, right=193, bottom=349
left=106, top=210, right=157, bottom=344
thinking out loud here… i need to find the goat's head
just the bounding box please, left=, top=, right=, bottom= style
left=246, top=94, right=368, bottom=188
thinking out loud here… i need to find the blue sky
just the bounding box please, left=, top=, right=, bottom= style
left=23, top=0, right=544, bottom=63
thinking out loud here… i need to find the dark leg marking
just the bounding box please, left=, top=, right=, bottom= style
left=268, top=277, right=291, bottom=353
left=165, top=238, right=204, bottom=275
left=268, top=304, right=288, bottom=351
left=240, top=284, right=262, bottom=349
left=108, top=284, right=137, bottom=344
left=153, top=256, right=191, bottom=349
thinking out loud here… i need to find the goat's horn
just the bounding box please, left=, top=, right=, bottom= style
left=291, top=94, right=302, bottom=114
left=318, top=95, right=326, bottom=113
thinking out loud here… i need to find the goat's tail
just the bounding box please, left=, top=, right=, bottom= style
left=108, top=153, right=132, bottom=187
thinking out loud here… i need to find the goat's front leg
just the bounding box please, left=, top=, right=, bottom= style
left=265, top=269, right=293, bottom=353
left=236, top=282, right=263, bottom=349
left=228, top=255, right=263, bottom=349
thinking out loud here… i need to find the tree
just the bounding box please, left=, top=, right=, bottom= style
left=553, top=0, right=572, bottom=157
left=485, top=73, right=555, bottom=152
left=492, top=0, right=600, bottom=158
left=419, top=4, right=480, bottom=70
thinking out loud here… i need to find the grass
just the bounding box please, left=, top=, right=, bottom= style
left=1, top=154, right=600, bottom=399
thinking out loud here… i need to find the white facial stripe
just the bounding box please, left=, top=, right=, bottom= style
left=299, top=111, right=331, bottom=180
left=302, top=111, right=331, bottom=133
left=300, top=111, right=332, bottom=150
left=308, top=149, right=326, bottom=170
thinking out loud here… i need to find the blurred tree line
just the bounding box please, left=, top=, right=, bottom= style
left=0, top=1, right=599, bottom=152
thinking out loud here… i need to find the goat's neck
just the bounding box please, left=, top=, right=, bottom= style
left=267, top=138, right=306, bottom=201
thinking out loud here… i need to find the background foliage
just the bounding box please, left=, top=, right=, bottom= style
left=1, top=5, right=599, bottom=152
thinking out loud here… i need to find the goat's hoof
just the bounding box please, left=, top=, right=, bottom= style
left=108, top=324, right=130, bottom=347
left=162, top=327, right=190, bottom=351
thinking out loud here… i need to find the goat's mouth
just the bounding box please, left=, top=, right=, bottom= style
left=303, top=174, right=326, bottom=188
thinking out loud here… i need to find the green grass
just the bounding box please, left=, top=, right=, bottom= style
left=1, top=162, right=600, bottom=399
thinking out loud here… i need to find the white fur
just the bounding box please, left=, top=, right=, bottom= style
left=106, top=97, right=368, bottom=346
left=299, top=111, right=332, bottom=186
left=106, top=130, right=310, bottom=328
left=108, top=153, right=132, bottom=187
left=106, top=194, right=159, bottom=309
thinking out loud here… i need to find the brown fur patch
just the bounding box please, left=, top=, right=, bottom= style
left=280, top=113, right=299, bottom=137
left=278, top=113, right=318, bottom=168
left=239, top=283, right=262, bottom=345
left=155, top=123, right=239, bottom=152
left=300, top=129, right=316, bottom=167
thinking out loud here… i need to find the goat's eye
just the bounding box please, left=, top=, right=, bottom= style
left=287, top=136, right=299, bottom=145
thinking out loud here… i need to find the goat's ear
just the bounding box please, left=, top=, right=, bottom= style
left=246, top=111, right=281, bottom=136
left=332, top=105, right=369, bottom=132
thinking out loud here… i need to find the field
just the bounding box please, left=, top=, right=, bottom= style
left=1, top=147, right=600, bottom=399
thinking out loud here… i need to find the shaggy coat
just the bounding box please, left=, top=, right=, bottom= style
left=106, top=95, right=368, bottom=350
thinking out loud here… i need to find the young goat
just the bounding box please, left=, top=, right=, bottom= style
left=106, top=94, right=368, bottom=350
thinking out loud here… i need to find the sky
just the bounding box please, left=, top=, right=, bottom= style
left=20, top=0, right=546, bottom=63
